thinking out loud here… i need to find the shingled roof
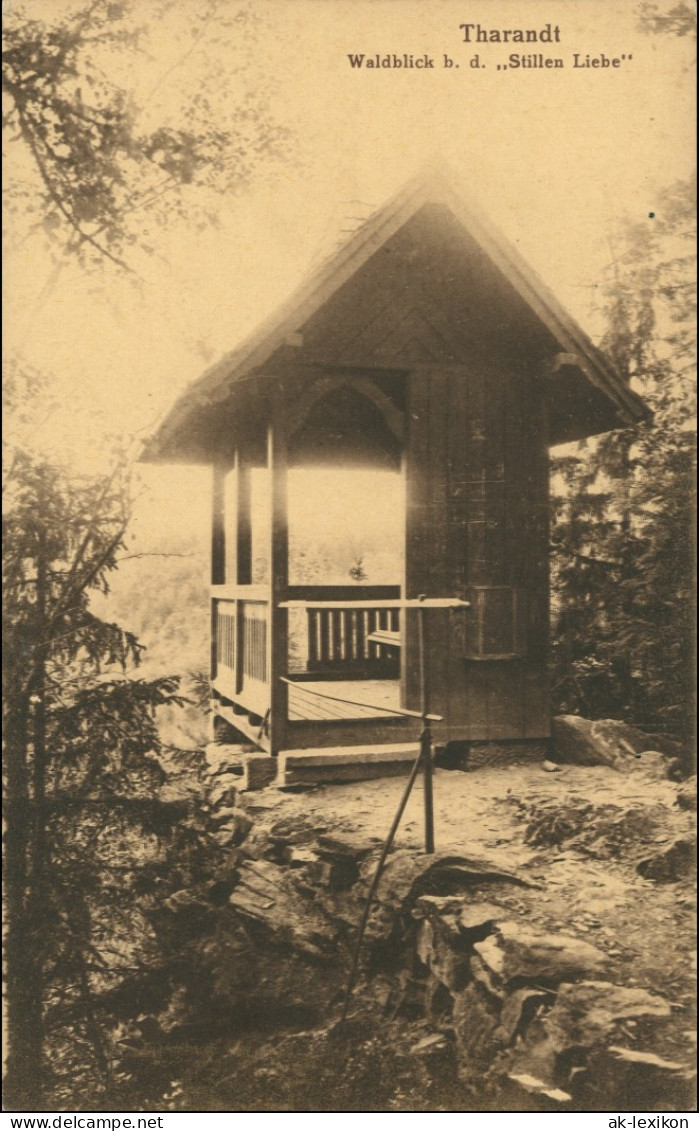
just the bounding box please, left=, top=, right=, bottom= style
left=141, top=167, right=649, bottom=463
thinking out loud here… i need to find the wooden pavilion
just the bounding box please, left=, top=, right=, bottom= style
left=141, top=170, right=648, bottom=783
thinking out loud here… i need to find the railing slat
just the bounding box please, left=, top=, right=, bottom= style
left=234, top=600, right=269, bottom=685
left=308, top=610, right=319, bottom=666
left=331, top=610, right=342, bottom=662
left=215, top=601, right=236, bottom=673
left=319, top=610, right=330, bottom=667
left=355, top=607, right=366, bottom=660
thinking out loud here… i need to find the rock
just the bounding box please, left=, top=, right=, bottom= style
left=241, top=754, right=279, bottom=791
left=587, top=1044, right=696, bottom=1111
left=437, top=860, right=537, bottom=889
left=470, top=952, right=505, bottom=1000
left=163, top=889, right=208, bottom=914
left=520, top=795, right=673, bottom=859
left=553, top=716, right=634, bottom=770
left=501, top=981, right=674, bottom=1109
left=212, top=810, right=253, bottom=847
left=207, top=778, right=239, bottom=809
left=204, top=742, right=247, bottom=776
left=206, top=877, right=237, bottom=905
left=542, top=760, right=561, bottom=773
left=203, top=916, right=342, bottom=1021
left=634, top=751, right=672, bottom=781
left=410, top=1033, right=449, bottom=1056
left=303, top=859, right=336, bottom=887
left=361, top=851, right=534, bottom=943
left=234, top=824, right=271, bottom=859
left=473, top=924, right=608, bottom=988
left=282, top=845, right=320, bottom=867
left=637, top=835, right=696, bottom=882
left=457, top=903, right=503, bottom=941
left=591, top=720, right=683, bottom=761
left=676, top=777, right=697, bottom=811
left=507, top=1073, right=572, bottom=1105
left=313, top=832, right=382, bottom=890
left=392, top=969, right=430, bottom=1020
left=416, top=915, right=470, bottom=992
left=452, top=980, right=503, bottom=1071
left=412, top=894, right=467, bottom=920
left=496, top=987, right=555, bottom=1045
left=228, top=859, right=338, bottom=959
left=154, top=889, right=214, bottom=944
left=158, top=777, right=202, bottom=805
left=552, top=716, right=678, bottom=773
left=268, top=816, right=325, bottom=847
left=209, top=805, right=242, bottom=830
left=545, top=981, right=671, bottom=1050
left=607, top=1046, right=686, bottom=1071
left=316, top=832, right=380, bottom=861
left=263, top=816, right=328, bottom=866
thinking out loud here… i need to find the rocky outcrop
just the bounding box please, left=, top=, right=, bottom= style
left=497, top=980, right=685, bottom=1110
left=676, top=777, right=697, bottom=811
left=139, top=753, right=694, bottom=1112
left=637, top=835, right=697, bottom=883
left=552, top=716, right=684, bottom=777
left=471, top=923, right=608, bottom=987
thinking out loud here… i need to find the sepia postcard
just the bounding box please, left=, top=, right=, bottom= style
left=3, top=0, right=696, bottom=1119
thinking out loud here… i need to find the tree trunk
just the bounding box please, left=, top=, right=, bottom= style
left=4, top=527, right=49, bottom=1109
left=4, top=703, right=45, bottom=1110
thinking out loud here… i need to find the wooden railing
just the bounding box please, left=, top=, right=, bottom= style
left=215, top=600, right=236, bottom=674
left=212, top=584, right=402, bottom=718
left=289, top=585, right=400, bottom=679
left=212, top=586, right=271, bottom=716
left=241, top=601, right=268, bottom=683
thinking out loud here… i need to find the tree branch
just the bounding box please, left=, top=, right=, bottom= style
left=10, top=89, right=135, bottom=274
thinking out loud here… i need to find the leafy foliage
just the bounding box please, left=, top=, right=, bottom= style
left=2, top=0, right=291, bottom=270
left=551, top=175, right=696, bottom=746
left=637, top=0, right=696, bottom=38
left=1, top=371, right=212, bottom=1109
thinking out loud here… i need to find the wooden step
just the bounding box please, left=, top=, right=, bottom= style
left=277, top=743, right=420, bottom=786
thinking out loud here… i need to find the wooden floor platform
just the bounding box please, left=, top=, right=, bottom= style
left=287, top=679, right=401, bottom=722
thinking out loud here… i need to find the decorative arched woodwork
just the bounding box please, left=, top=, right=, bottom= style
left=286, top=375, right=404, bottom=470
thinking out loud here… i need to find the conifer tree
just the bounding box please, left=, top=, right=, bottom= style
left=2, top=371, right=193, bottom=1108
left=551, top=176, right=696, bottom=749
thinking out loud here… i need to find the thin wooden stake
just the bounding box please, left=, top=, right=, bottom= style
left=338, top=740, right=426, bottom=1028
left=417, top=598, right=435, bottom=854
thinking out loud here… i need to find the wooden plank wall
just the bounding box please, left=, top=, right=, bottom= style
left=404, top=362, right=550, bottom=742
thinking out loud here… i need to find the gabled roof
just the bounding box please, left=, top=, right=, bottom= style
left=141, top=165, right=649, bottom=462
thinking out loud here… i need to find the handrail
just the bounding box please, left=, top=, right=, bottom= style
left=211, top=584, right=269, bottom=601
left=279, top=598, right=470, bottom=609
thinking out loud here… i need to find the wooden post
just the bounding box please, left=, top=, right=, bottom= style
left=236, top=448, right=252, bottom=586
left=417, top=600, right=435, bottom=854
left=268, top=393, right=289, bottom=755
left=211, top=464, right=226, bottom=685
left=211, top=463, right=226, bottom=586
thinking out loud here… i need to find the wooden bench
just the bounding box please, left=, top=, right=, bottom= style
left=367, top=629, right=402, bottom=649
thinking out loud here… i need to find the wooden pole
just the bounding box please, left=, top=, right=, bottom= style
left=211, top=464, right=226, bottom=687
left=339, top=741, right=427, bottom=1026
left=268, top=393, right=289, bottom=755
left=235, top=448, right=252, bottom=587
left=417, top=598, right=435, bottom=854
left=211, top=463, right=226, bottom=585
